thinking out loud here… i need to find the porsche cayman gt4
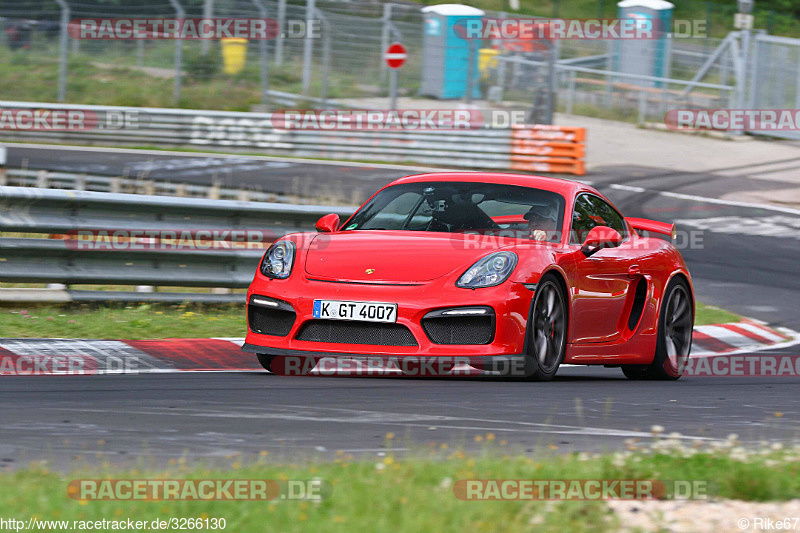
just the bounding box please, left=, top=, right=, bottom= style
left=242, top=173, right=694, bottom=381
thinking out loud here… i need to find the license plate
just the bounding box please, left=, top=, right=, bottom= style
left=313, top=300, right=397, bottom=323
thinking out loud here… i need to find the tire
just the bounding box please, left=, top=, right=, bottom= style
left=523, top=274, right=568, bottom=381
left=257, top=353, right=275, bottom=372
left=622, top=276, right=693, bottom=381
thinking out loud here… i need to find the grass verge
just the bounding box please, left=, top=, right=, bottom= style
left=0, top=301, right=740, bottom=339
left=0, top=439, right=798, bottom=532
left=0, top=304, right=245, bottom=339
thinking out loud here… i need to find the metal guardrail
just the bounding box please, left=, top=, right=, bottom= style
left=0, top=101, right=586, bottom=175
left=1, top=168, right=300, bottom=204
left=0, top=186, right=351, bottom=299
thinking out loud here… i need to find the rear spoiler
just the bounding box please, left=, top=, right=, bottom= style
left=626, top=218, right=676, bottom=239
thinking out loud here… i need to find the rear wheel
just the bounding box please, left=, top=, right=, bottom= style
left=622, top=277, right=693, bottom=380
left=523, top=275, right=568, bottom=381
left=257, top=354, right=275, bottom=372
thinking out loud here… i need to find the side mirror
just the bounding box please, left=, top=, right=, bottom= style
left=315, top=213, right=340, bottom=233
left=581, top=226, right=622, bottom=257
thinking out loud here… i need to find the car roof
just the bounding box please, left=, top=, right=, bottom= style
left=387, top=172, right=598, bottom=198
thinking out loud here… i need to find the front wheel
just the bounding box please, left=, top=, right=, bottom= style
left=257, top=354, right=275, bottom=372
left=622, top=277, right=693, bottom=380
left=523, top=275, right=568, bottom=381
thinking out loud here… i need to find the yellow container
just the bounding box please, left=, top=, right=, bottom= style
left=221, top=38, right=248, bottom=75
left=478, top=48, right=499, bottom=77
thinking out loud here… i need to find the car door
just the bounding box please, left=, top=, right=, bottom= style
left=568, top=193, right=638, bottom=344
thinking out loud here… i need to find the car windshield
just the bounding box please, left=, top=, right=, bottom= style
left=342, top=181, right=566, bottom=242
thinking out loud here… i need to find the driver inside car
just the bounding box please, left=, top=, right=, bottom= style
left=524, top=204, right=558, bottom=241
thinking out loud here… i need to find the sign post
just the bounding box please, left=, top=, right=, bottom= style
left=384, top=42, right=407, bottom=110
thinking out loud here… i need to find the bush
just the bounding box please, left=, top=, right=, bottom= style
left=184, top=46, right=221, bottom=82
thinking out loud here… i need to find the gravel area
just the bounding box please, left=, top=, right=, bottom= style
left=608, top=498, right=800, bottom=532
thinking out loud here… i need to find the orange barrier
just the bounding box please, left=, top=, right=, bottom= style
left=509, top=125, right=587, bottom=176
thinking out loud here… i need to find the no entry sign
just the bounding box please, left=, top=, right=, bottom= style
left=384, top=42, right=407, bottom=69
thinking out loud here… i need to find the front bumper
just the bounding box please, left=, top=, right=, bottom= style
left=243, top=273, right=534, bottom=358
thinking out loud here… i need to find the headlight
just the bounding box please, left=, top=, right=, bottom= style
left=456, top=252, right=518, bottom=289
left=260, top=240, right=296, bottom=279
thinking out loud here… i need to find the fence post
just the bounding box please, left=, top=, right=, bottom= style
left=380, top=3, right=393, bottom=81
left=638, top=88, right=646, bottom=125
left=465, top=39, right=475, bottom=104
left=201, top=0, right=213, bottom=56
left=318, top=11, right=331, bottom=107
left=0, top=145, right=6, bottom=186
left=167, top=0, right=185, bottom=106
left=276, top=0, right=286, bottom=66
left=566, top=70, right=575, bottom=115
left=747, top=34, right=760, bottom=109
left=301, top=0, right=316, bottom=96
left=54, top=0, right=69, bottom=102
left=252, top=0, right=271, bottom=106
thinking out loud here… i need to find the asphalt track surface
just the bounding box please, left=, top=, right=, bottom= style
left=1, top=144, right=799, bottom=467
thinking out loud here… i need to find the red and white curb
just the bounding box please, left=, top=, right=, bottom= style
left=0, top=321, right=798, bottom=375
left=692, top=320, right=800, bottom=356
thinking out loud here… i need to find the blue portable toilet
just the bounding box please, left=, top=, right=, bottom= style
left=420, top=4, right=484, bottom=99
left=614, top=0, right=674, bottom=86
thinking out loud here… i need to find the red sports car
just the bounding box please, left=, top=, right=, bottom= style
left=242, top=172, right=694, bottom=381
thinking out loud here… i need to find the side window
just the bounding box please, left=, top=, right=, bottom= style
left=570, top=194, right=627, bottom=244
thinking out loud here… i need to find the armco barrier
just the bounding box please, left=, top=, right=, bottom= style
left=0, top=101, right=586, bottom=175
left=0, top=186, right=350, bottom=291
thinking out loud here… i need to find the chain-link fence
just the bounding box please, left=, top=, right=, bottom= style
left=0, top=0, right=798, bottom=130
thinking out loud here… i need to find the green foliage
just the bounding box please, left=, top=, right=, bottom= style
left=184, top=45, right=222, bottom=83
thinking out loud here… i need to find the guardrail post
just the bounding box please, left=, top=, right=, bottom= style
left=54, top=0, right=70, bottom=102
left=36, top=170, right=49, bottom=188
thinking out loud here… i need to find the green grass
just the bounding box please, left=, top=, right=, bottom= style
left=1, top=442, right=799, bottom=532
left=0, top=43, right=376, bottom=111
left=0, top=300, right=739, bottom=339
left=694, top=302, right=742, bottom=326
left=0, top=304, right=246, bottom=339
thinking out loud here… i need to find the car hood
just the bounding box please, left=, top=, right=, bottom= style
left=304, top=231, right=518, bottom=283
